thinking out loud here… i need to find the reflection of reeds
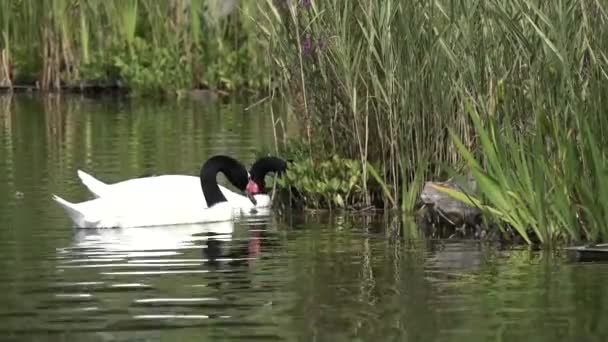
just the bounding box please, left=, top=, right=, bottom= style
left=44, top=94, right=64, bottom=145
left=0, top=95, right=14, bottom=193
left=43, top=94, right=83, bottom=173
left=3, top=94, right=274, bottom=206
left=0, top=93, right=12, bottom=116
left=0, top=95, right=13, bottom=152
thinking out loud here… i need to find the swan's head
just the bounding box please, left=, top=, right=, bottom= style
left=248, top=156, right=288, bottom=194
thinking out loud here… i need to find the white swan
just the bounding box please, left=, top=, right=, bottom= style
left=52, top=155, right=254, bottom=228
left=76, top=156, right=288, bottom=211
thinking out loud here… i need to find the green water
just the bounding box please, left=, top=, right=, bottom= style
left=0, top=94, right=607, bottom=342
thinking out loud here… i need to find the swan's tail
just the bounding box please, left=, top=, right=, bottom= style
left=77, top=170, right=109, bottom=198
left=52, top=195, right=85, bottom=226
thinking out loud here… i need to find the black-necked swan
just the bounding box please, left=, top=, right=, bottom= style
left=245, top=156, right=288, bottom=204
left=75, top=156, right=288, bottom=211
left=52, top=155, right=253, bottom=228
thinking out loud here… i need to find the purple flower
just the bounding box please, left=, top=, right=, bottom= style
left=302, top=0, right=311, bottom=9
left=302, top=35, right=313, bottom=56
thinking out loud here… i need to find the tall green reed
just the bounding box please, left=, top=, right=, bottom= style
left=438, top=0, right=608, bottom=245
left=0, top=1, right=10, bottom=87
left=258, top=0, right=608, bottom=244
left=0, top=0, right=268, bottom=94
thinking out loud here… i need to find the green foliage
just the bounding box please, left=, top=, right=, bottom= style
left=112, top=38, right=192, bottom=95
left=0, top=0, right=268, bottom=94
left=436, top=102, right=608, bottom=246
left=276, top=155, right=365, bottom=210
left=258, top=0, right=608, bottom=245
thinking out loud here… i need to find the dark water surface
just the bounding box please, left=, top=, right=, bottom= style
left=0, top=94, right=607, bottom=342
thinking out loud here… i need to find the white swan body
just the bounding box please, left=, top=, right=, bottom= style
left=77, top=170, right=272, bottom=209
left=52, top=194, right=234, bottom=229
left=53, top=155, right=256, bottom=229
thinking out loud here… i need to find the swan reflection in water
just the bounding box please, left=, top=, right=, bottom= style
left=68, top=221, right=235, bottom=258
left=62, top=209, right=274, bottom=270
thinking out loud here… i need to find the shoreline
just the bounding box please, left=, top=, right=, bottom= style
left=0, top=82, right=235, bottom=101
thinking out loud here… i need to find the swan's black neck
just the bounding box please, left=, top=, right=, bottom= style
left=200, top=155, right=249, bottom=207
left=249, top=156, right=288, bottom=193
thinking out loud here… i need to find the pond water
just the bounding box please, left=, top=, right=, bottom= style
left=1, top=94, right=607, bottom=342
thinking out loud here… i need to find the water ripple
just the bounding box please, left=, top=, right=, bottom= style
left=5, top=96, right=608, bottom=341
left=0, top=218, right=290, bottom=339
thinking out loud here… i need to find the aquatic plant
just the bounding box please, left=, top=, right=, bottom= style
left=255, top=141, right=370, bottom=210
left=437, top=102, right=608, bottom=246
left=256, top=0, right=608, bottom=245
left=274, top=155, right=366, bottom=210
